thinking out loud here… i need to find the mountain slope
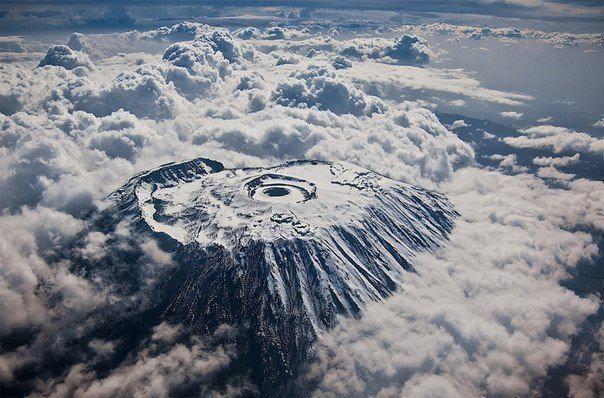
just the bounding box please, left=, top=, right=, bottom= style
left=72, top=157, right=457, bottom=394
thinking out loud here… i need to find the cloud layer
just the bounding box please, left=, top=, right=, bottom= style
left=305, top=169, right=602, bottom=397
left=0, top=19, right=602, bottom=397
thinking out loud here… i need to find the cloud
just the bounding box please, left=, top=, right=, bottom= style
left=450, top=119, right=468, bottom=129
left=151, top=322, right=183, bottom=343
left=382, top=35, right=433, bottom=65
left=533, top=154, right=580, bottom=167
left=338, top=61, right=533, bottom=106
left=263, top=26, right=288, bottom=40
left=565, top=323, right=604, bottom=398
left=500, top=111, right=524, bottom=120
left=263, top=26, right=310, bottom=41
left=399, top=22, right=604, bottom=48
left=161, top=41, right=231, bottom=100
left=66, top=66, right=179, bottom=119
left=3, top=1, right=604, bottom=36
left=234, top=27, right=261, bottom=40
left=272, top=66, right=386, bottom=117
left=305, top=168, right=602, bottom=397
left=593, top=118, right=604, bottom=128
left=38, top=45, right=93, bottom=70
left=331, top=55, right=352, bottom=70
left=489, top=153, right=529, bottom=172
left=503, top=125, right=604, bottom=154
left=335, top=35, right=434, bottom=66
left=449, top=99, right=466, bottom=107
left=537, top=165, right=575, bottom=181
left=0, top=36, right=28, bottom=53
left=1, top=20, right=602, bottom=397
left=274, top=51, right=301, bottom=66
left=0, top=207, right=88, bottom=334
left=33, top=327, right=253, bottom=398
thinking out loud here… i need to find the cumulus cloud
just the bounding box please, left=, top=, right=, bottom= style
left=65, top=66, right=179, bottom=119
left=593, top=118, right=604, bottom=128
left=272, top=66, right=386, bottom=117
left=504, top=125, right=604, bottom=154
left=0, top=207, right=88, bottom=334
left=565, top=323, right=604, bottom=398
left=533, top=153, right=580, bottom=167
left=33, top=326, right=253, bottom=398
left=537, top=165, right=575, bottom=181
left=263, top=26, right=288, bottom=40
left=332, top=34, right=434, bottom=65
left=0, top=36, right=28, bottom=53
left=449, top=99, right=466, bottom=107
left=38, top=45, right=93, bottom=70
left=500, top=111, right=523, bottom=120
left=450, top=119, right=468, bottom=129
left=305, top=168, right=602, bottom=397
left=399, top=22, right=604, bottom=48
left=234, top=27, right=261, bottom=40
left=382, top=35, right=433, bottom=65
left=489, top=153, right=529, bottom=173
left=331, top=55, right=352, bottom=70
left=273, top=51, right=301, bottom=66
left=1, top=19, right=602, bottom=398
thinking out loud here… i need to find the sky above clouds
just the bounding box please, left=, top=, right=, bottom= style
left=0, top=2, right=603, bottom=397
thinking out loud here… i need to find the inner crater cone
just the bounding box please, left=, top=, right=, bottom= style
left=246, top=173, right=316, bottom=204
left=263, top=187, right=290, bottom=197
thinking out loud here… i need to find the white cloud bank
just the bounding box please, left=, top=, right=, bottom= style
left=533, top=154, right=580, bottom=167
left=504, top=125, right=604, bottom=154
left=306, top=169, right=603, bottom=397
left=0, top=20, right=602, bottom=398
left=399, top=23, right=604, bottom=48
left=500, top=111, right=523, bottom=120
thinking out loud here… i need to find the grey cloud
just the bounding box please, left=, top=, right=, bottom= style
left=0, top=36, right=27, bottom=53
left=565, top=323, right=604, bottom=398
left=263, top=26, right=287, bottom=40
left=32, top=328, right=253, bottom=398
left=38, top=45, right=93, bottom=70
left=66, top=66, right=178, bottom=119
left=272, top=66, right=386, bottom=116
left=334, top=35, right=433, bottom=65
left=234, top=27, right=261, bottom=40
left=382, top=35, right=432, bottom=65
left=331, top=55, right=351, bottom=70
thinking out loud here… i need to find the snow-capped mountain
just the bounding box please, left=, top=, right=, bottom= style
left=80, top=157, right=457, bottom=394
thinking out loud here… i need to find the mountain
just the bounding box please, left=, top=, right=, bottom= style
left=68, top=158, right=458, bottom=395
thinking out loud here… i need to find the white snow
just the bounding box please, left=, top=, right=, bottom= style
left=118, top=157, right=456, bottom=332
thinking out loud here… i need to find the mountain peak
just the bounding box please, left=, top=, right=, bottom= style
left=84, top=157, right=457, bottom=393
